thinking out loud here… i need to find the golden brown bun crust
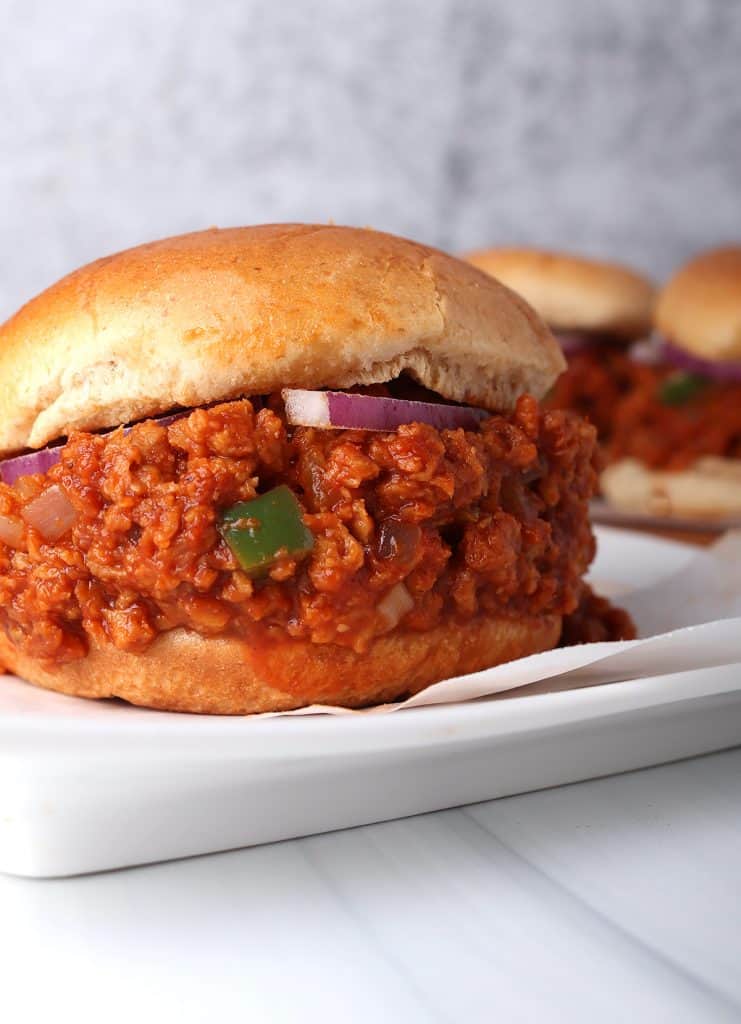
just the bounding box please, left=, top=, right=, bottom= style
left=0, top=613, right=561, bottom=715
left=464, top=247, right=655, bottom=340
left=601, top=457, right=741, bottom=520
left=655, top=246, right=741, bottom=361
left=0, top=225, right=563, bottom=457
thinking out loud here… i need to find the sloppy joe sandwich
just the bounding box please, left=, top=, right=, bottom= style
left=602, top=246, right=741, bottom=519
left=0, top=225, right=633, bottom=714
left=463, top=247, right=656, bottom=441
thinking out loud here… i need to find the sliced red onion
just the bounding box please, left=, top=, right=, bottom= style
left=21, top=485, right=77, bottom=540
left=0, top=447, right=63, bottom=486
left=629, top=337, right=664, bottom=366
left=659, top=338, right=741, bottom=383
left=0, top=410, right=187, bottom=486
left=377, top=582, right=414, bottom=629
left=553, top=331, right=597, bottom=357
left=282, top=389, right=488, bottom=432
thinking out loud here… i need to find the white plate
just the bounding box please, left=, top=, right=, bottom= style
left=1, top=527, right=739, bottom=878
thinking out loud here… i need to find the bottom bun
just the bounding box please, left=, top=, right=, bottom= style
left=601, top=456, right=741, bottom=519
left=0, top=613, right=561, bottom=715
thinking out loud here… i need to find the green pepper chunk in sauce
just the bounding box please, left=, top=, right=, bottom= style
left=220, top=485, right=314, bottom=577
left=658, top=371, right=707, bottom=406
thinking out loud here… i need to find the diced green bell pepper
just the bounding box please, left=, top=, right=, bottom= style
left=220, top=485, right=314, bottom=577
left=658, top=371, right=707, bottom=406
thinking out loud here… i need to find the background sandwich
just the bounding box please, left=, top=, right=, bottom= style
left=0, top=225, right=633, bottom=714
left=601, top=245, right=741, bottom=519
left=463, top=247, right=656, bottom=442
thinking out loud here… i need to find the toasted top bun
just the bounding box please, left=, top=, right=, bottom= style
left=655, top=246, right=741, bottom=361
left=464, top=247, right=655, bottom=340
left=0, top=224, right=563, bottom=457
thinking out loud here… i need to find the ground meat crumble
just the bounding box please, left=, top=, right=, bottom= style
left=0, top=393, right=635, bottom=664
left=545, top=343, right=640, bottom=443
left=606, top=374, right=741, bottom=470
left=546, top=345, right=741, bottom=471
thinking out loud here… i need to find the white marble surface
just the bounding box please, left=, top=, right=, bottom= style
left=1, top=748, right=739, bottom=1023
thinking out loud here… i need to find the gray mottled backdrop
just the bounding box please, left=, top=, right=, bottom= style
left=1, top=0, right=739, bottom=319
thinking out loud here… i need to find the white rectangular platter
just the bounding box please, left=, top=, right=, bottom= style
left=1, top=527, right=739, bottom=877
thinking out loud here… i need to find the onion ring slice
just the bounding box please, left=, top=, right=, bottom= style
left=282, top=389, right=488, bottom=432
left=0, top=411, right=185, bottom=485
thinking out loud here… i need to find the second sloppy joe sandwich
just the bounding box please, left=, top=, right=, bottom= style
left=601, top=246, right=741, bottom=519
left=0, top=225, right=633, bottom=714
left=463, top=247, right=656, bottom=443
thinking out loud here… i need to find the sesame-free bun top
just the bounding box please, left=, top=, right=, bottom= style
left=655, top=246, right=741, bottom=361
left=0, top=224, right=563, bottom=457
left=464, top=247, right=656, bottom=341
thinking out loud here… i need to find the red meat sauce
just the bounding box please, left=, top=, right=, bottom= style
left=545, top=342, right=645, bottom=443
left=605, top=374, right=741, bottom=471
left=0, top=393, right=635, bottom=665
left=546, top=344, right=741, bottom=470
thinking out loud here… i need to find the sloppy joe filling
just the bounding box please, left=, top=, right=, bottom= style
left=545, top=340, right=643, bottom=442
left=605, top=373, right=741, bottom=470
left=0, top=392, right=633, bottom=664
left=546, top=344, right=741, bottom=471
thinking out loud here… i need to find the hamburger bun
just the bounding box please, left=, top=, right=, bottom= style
left=0, top=225, right=587, bottom=715
left=464, top=246, right=655, bottom=341
left=601, top=456, right=741, bottom=520
left=655, top=246, right=741, bottom=361
left=0, top=225, right=563, bottom=457
left=0, top=613, right=561, bottom=715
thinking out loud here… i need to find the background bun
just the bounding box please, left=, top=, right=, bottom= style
left=655, top=246, right=741, bottom=361
left=0, top=225, right=563, bottom=457
left=601, top=456, right=741, bottom=520
left=0, top=613, right=561, bottom=715
left=464, top=246, right=655, bottom=340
